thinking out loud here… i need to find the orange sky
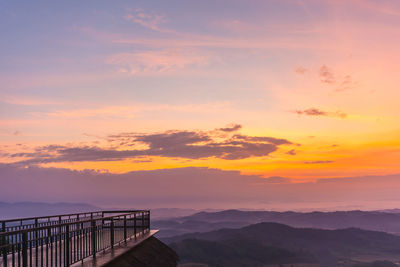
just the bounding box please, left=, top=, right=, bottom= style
left=1, top=0, right=400, bottom=197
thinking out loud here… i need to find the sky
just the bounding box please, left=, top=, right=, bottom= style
left=1, top=0, right=400, bottom=209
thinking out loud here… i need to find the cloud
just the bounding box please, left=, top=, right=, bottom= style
left=218, top=124, right=242, bottom=132
left=319, top=65, right=335, bottom=84
left=286, top=149, right=296, bottom=155
left=336, top=75, right=357, bottom=92
left=294, top=108, right=347, bottom=118
left=107, top=49, right=209, bottom=75
left=232, top=134, right=291, bottom=146
left=2, top=164, right=400, bottom=210
left=295, top=108, right=327, bottom=116
left=294, top=66, right=308, bottom=74
left=318, top=65, right=357, bottom=91
left=124, top=8, right=167, bottom=32
left=10, top=125, right=293, bottom=164
left=0, top=95, right=63, bottom=106
left=356, top=0, right=400, bottom=17
left=264, top=176, right=291, bottom=184
left=304, top=160, right=334, bottom=164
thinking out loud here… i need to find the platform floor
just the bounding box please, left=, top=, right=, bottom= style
left=75, top=230, right=158, bottom=267
left=0, top=229, right=155, bottom=267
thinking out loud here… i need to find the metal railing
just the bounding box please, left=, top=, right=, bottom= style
left=0, top=210, right=150, bottom=267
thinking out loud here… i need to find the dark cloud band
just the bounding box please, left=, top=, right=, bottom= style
left=11, top=125, right=293, bottom=164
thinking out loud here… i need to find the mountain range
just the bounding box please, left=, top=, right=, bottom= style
left=153, top=209, right=400, bottom=238
left=167, top=222, right=400, bottom=267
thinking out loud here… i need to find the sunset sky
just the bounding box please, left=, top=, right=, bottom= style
left=1, top=0, right=400, bottom=209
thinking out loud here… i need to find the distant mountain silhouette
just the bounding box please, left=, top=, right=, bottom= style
left=167, top=222, right=400, bottom=267
left=154, top=209, right=400, bottom=238
left=0, top=201, right=100, bottom=219
left=150, top=208, right=199, bottom=219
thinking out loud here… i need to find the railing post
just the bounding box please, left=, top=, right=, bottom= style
left=66, top=224, right=70, bottom=266
left=141, top=212, right=145, bottom=234
left=58, top=215, right=62, bottom=266
left=91, top=220, right=96, bottom=258
left=34, top=218, right=38, bottom=267
left=22, top=232, right=28, bottom=267
left=134, top=213, right=137, bottom=239
left=123, top=216, right=127, bottom=242
left=110, top=217, right=114, bottom=248
left=148, top=210, right=150, bottom=230
left=1, top=221, right=7, bottom=266
left=47, top=227, right=52, bottom=266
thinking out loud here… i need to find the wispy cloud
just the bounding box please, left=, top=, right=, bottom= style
left=318, top=65, right=357, bottom=91
left=293, top=108, right=347, bottom=118
left=304, top=160, right=334, bottom=164
left=107, top=49, right=209, bottom=75
left=319, top=65, right=336, bottom=84
left=30, top=102, right=233, bottom=119
left=0, top=95, right=64, bottom=106
left=124, top=8, right=168, bottom=32
left=294, top=66, right=308, bottom=75
left=336, top=75, right=357, bottom=92
left=356, top=0, right=400, bottom=16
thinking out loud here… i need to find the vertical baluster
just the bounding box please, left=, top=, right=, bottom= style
left=123, top=216, right=127, bottom=243
left=29, top=232, right=32, bottom=267
left=48, top=228, right=52, bottom=267
left=83, top=223, right=86, bottom=260
left=46, top=228, right=49, bottom=267
left=35, top=218, right=38, bottom=267
left=59, top=226, right=62, bottom=267
left=41, top=228, right=44, bottom=267
left=148, top=210, right=151, bottom=230
left=17, top=234, right=20, bottom=267
left=65, top=225, right=70, bottom=267
left=76, top=215, right=80, bottom=262
left=141, top=212, right=144, bottom=235
left=91, top=220, right=96, bottom=258
left=134, top=214, right=137, bottom=239
left=58, top=217, right=61, bottom=267
left=54, top=229, right=58, bottom=267
left=1, top=221, right=7, bottom=266
left=22, top=232, right=27, bottom=267
left=110, top=218, right=114, bottom=249
left=12, top=236, right=15, bottom=267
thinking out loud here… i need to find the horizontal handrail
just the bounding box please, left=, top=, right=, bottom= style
left=0, top=211, right=102, bottom=224
left=0, top=211, right=148, bottom=236
left=0, top=210, right=148, bottom=224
